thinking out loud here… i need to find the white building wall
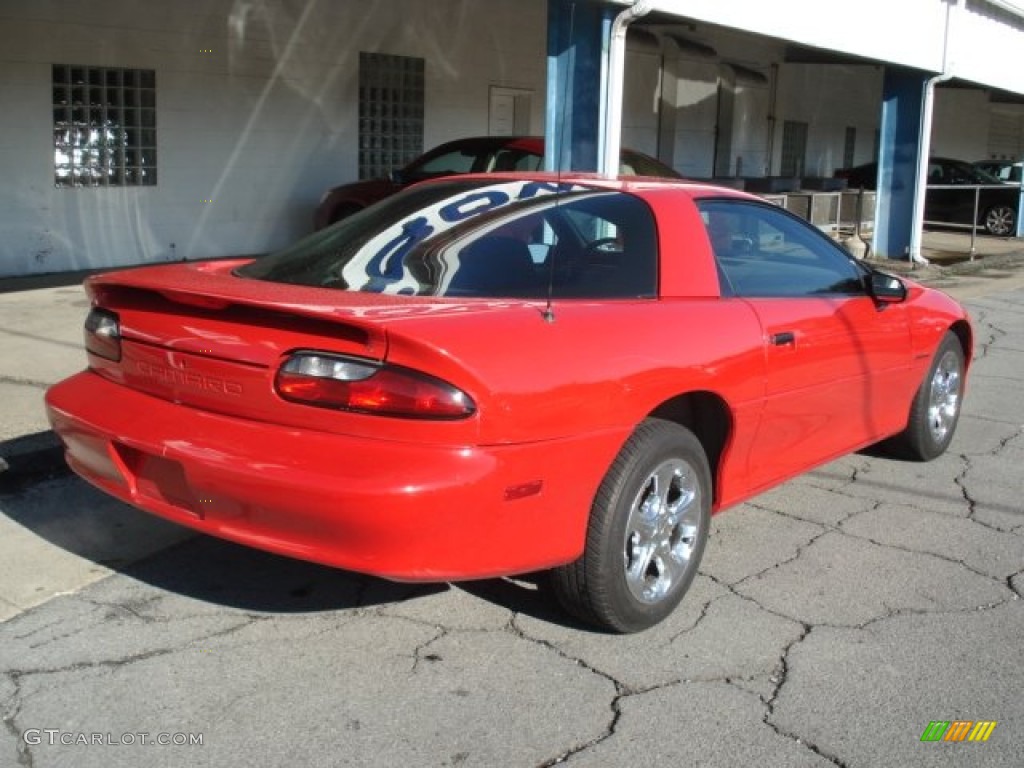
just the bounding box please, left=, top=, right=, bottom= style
left=648, top=0, right=1024, bottom=94
left=670, top=57, right=719, bottom=178
left=649, top=0, right=948, bottom=73
left=622, top=47, right=663, bottom=158
left=954, top=2, right=1024, bottom=94
left=773, top=64, right=884, bottom=177
left=2, top=0, right=1023, bottom=276
left=931, top=89, right=993, bottom=160
left=627, top=35, right=886, bottom=180
left=724, top=75, right=771, bottom=178
left=0, top=0, right=547, bottom=276
left=986, top=104, right=1024, bottom=159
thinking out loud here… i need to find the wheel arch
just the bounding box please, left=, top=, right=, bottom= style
left=647, top=391, right=732, bottom=507
left=949, top=319, right=973, bottom=370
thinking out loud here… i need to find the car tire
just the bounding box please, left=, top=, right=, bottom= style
left=551, top=418, right=710, bottom=633
left=891, top=331, right=965, bottom=461
left=983, top=205, right=1016, bottom=237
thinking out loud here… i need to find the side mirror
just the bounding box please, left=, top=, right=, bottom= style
left=868, top=271, right=907, bottom=304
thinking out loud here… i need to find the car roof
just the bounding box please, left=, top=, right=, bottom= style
left=413, top=136, right=682, bottom=179
left=426, top=136, right=545, bottom=154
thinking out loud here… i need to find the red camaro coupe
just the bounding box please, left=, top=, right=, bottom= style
left=46, top=174, right=971, bottom=632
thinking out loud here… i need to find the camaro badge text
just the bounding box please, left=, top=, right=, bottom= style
left=135, top=361, right=243, bottom=395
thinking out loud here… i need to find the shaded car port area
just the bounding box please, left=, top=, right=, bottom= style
left=923, top=158, right=1019, bottom=237
left=835, top=158, right=1022, bottom=237
left=975, top=159, right=1023, bottom=185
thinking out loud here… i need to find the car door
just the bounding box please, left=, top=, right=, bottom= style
left=701, top=200, right=913, bottom=494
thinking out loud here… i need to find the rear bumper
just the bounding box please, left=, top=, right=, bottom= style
left=45, top=372, right=626, bottom=581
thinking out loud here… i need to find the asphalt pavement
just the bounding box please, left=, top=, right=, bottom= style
left=1, top=232, right=1023, bottom=767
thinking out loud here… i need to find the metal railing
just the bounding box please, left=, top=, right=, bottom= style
left=761, top=189, right=876, bottom=253
left=923, top=183, right=1023, bottom=259
left=749, top=181, right=1022, bottom=261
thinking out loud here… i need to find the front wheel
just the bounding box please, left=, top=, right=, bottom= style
left=983, top=205, right=1016, bottom=237
left=891, top=331, right=965, bottom=461
left=551, top=419, right=711, bottom=633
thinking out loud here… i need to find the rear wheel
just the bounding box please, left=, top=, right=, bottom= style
left=891, top=331, right=965, bottom=460
left=983, top=205, right=1015, bottom=236
left=552, top=419, right=710, bottom=633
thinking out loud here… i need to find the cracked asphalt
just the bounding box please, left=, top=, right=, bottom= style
left=2, top=287, right=1023, bottom=768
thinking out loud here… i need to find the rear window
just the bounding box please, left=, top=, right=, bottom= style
left=239, top=179, right=658, bottom=299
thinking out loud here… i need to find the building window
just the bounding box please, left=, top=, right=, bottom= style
left=843, top=126, right=856, bottom=168
left=52, top=64, right=157, bottom=188
left=780, top=120, right=808, bottom=177
left=359, top=53, right=424, bottom=180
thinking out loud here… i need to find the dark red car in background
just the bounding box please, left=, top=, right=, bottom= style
left=313, top=135, right=681, bottom=229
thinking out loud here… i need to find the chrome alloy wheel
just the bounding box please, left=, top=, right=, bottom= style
left=927, top=348, right=962, bottom=443
left=984, top=206, right=1015, bottom=237
left=623, top=458, right=701, bottom=604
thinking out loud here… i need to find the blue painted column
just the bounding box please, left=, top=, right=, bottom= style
left=545, top=0, right=613, bottom=173
left=874, top=68, right=930, bottom=260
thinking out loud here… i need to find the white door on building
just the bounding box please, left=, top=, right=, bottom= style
left=489, top=87, right=532, bottom=135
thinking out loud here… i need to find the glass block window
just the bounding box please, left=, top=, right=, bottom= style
left=53, top=64, right=157, bottom=187
left=780, top=120, right=808, bottom=177
left=358, top=53, right=424, bottom=180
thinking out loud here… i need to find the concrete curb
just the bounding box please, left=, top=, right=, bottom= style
left=865, top=247, right=1024, bottom=282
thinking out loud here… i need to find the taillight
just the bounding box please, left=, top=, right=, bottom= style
left=84, top=308, right=121, bottom=362
left=275, top=352, right=475, bottom=419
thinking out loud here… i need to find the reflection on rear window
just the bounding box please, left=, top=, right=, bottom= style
left=238, top=180, right=658, bottom=299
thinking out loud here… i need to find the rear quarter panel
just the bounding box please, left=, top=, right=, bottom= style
left=382, top=297, right=768, bottom=519
left=379, top=187, right=767, bottom=503
left=384, top=300, right=766, bottom=446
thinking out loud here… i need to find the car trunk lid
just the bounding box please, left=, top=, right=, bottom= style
left=84, top=259, right=497, bottom=441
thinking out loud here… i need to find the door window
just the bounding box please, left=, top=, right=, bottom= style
left=699, top=200, right=865, bottom=298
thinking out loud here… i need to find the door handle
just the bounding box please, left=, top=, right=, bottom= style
left=770, top=331, right=796, bottom=346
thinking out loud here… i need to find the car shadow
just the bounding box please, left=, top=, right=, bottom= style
left=456, top=574, right=603, bottom=632
left=125, top=537, right=593, bottom=630
left=0, top=471, right=589, bottom=627
left=856, top=440, right=902, bottom=460
left=0, top=431, right=69, bottom=494
left=118, top=533, right=450, bottom=614
left=0, top=471, right=447, bottom=614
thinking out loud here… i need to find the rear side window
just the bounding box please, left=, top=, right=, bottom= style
left=240, top=180, right=658, bottom=299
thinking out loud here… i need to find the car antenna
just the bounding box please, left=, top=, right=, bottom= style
left=542, top=0, right=576, bottom=324
left=542, top=247, right=556, bottom=323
